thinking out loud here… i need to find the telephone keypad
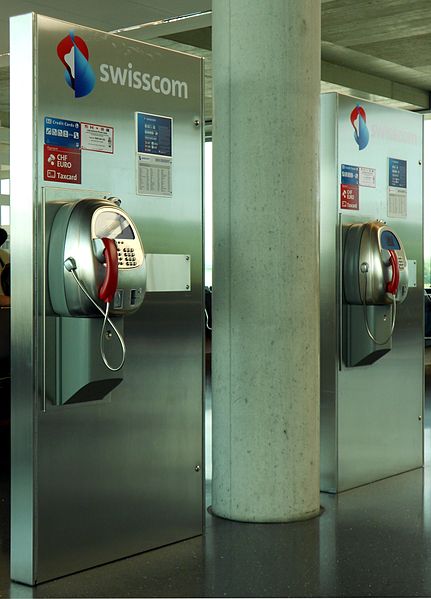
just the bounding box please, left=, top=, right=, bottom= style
left=116, top=242, right=138, bottom=268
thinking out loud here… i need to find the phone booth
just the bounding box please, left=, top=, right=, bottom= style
left=320, top=93, right=423, bottom=493
left=10, top=14, right=204, bottom=584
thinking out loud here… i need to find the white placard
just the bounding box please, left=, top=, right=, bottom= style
left=145, top=254, right=191, bottom=292
left=388, top=186, right=407, bottom=218
left=407, top=260, right=417, bottom=288
left=137, top=154, right=172, bottom=197
left=81, top=122, right=114, bottom=153
left=359, top=166, right=376, bottom=188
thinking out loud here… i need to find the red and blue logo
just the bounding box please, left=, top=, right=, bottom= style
left=57, top=32, right=96, bottom=98
left=350, top=104, right=369, bottom=150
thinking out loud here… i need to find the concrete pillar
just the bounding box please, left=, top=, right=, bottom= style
left=212, top=0, right=321, bottom=522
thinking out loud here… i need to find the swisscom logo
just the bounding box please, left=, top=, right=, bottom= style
left=56, top=34, right=189, bottom=100
left=350, top=104, right=370, bottom=150
left=57, top=32, right=96, bottom=98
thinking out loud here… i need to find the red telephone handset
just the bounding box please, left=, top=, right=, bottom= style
left=98, top=237, right=118, bottom=303
left=386, top=249, right=400, bottom=296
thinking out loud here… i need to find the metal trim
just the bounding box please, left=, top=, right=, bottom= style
left=10, top=12, right=38, bottom=585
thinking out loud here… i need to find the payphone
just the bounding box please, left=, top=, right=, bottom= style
left=320, top=93, right=423, bottom=494
left=343, top=220, right=408, bottom=367
left=10, top=12, right=204, bottom=585
left=48, top=198, right=146, bottom=403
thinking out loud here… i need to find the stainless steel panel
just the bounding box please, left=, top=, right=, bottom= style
left=10, top=14, right=203, bottom=584
left=10, top=14, right=37, bottom=585
left=320, top=93, right=424, bottom=493
left=320, top=93, right=339, bottom=493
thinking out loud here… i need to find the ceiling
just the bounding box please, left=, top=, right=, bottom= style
left=0, top=0, right=211, bottom=55
left=320, top=0, right=431, bottom=110
left=154, top=0, right=431, bottom=114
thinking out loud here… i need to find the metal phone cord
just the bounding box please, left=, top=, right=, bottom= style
left=205, top=309, right=212, bottom=331
left=64, top=257, right=126, bottom=371
left=361, top=266, right=397, bottom=345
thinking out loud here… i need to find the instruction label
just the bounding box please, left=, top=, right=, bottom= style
left=388, top=157, right=407, bottom=218
left=388, top=188, right=407, bottom=218
left=389, top=158, right=407, bottom=188
left=340, top=184, right=359, bottom=210
left=137, top=154, right=172, bottom=196
left=359, top=166, right=376, bottom=188
left=136, top=112, right=173, bottom=197
left=44, top=117, right=80, bottom=149
left=43, top=145, right=81, bottom=184
left=81, top=122, right=114, bottom=153
left=341, top=164, right=359, bottom=186
left=136, top=113, right=172, bottom=156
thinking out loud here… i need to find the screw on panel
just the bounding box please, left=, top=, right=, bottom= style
left=105, top=330, right=113, bottom=340
left=193, top=118, right=200, bottom=127
left=186, top=255, right=190, bottom=261
left=419, top=160, right=422, bottom=165
left=419, top=415, right=422, bottom=421
left=186, top=285, right=190, bottom=290
left=195, top=465, right=201, bottom=472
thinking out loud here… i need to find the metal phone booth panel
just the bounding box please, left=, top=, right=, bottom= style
left=320, top=93, right=423, bottom=493
left=10, top=14, right=204, bottom=584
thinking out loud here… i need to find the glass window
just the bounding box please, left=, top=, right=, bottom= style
left=94, top=210, right=134, bottom=240
left=424, top=119, right=431, bottom=287
left=204, top=142, right=212, bottom=287
left=0, top=179, right=10, bottom=195
left=0, top=206, right=9, bottom=226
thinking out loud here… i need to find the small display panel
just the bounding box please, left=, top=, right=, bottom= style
left=389, top=158, right=407, bottom=189
left=94, top=211, right=135, bottom=240
left=380, top=230, right=400, bottom=250
left=136, top=113, right=172, bottom=157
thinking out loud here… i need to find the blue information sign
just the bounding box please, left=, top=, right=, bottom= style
left=389, top=158, right=407, bottom=188
left=136, top=113, right=172, bottom=157
left=341, top=164, right=359, bottom=186
left=44, top=117, right=80, bottom=148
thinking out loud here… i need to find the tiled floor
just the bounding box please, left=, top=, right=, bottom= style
left=0, top=371, right=430, bottom=597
